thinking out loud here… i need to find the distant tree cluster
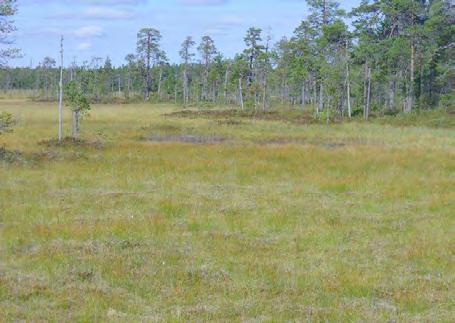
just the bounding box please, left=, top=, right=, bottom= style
left=0, top=0, right=454, bottom=120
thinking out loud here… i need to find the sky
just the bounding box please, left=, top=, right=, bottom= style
left=12, top=0, right=359, bottom=67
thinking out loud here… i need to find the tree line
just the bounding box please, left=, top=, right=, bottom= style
left=1, top=0, right=454, bottom=121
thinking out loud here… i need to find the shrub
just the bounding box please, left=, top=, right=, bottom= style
left=0, top=112, right=14, bottom=134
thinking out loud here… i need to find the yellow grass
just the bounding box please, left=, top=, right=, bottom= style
left=0, top=100, right=454, bottom=321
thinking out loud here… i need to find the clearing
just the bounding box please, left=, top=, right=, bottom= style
left=0, top=100, right=454, bottom=321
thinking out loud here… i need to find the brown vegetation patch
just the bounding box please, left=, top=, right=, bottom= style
left=216, top=119, right=245, bottom=126
left=1, top=146, right=86, bottom=166
left=146, top=134, right=228, bottom=144
left=140, top=124, right=183, bottom=134
left=254, top=137, right=380, bottom=149
left=39, top=137, right=104, bottom=149
left=32, top=150, right=87, bottom=162
left=165, top=109, right=316, bottom=124
left=0, top=147, right=26, bottom=164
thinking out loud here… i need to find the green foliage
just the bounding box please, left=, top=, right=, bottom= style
left=0, top=0, right=452, bottom=117
left=0, top=0, right=20, bottom=67
left=0, top=111, right=14, bottom=133
left=64, top=81, right=91, bottom=116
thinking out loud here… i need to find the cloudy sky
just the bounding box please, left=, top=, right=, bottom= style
left=13, top=0, right=358, bottom=67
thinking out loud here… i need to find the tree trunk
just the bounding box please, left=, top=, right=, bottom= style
left=346, top=57, right=352, bottom=120
left=312, top=78, right=317, bottom=108
left=58, top=36, right=64, bottom=143
left=158, top=68, right=163, bottom=101
left=183, top=67, right=188, bottom=107
left=388, top=79, right=395, bottom=111
left=71, top=110, right=78, bottom=138
left=419, top=58, right=424, bottom=108
left=326, top=96, right=331, bottom=124
left=365, top=67, right=371, bottom=120
left=202, top=64, right=208, bottom=102
left=318, top=82, right=324, bottom=116
left=406, top=42, right=415, bottom=113
left=238, top=78, right=244, bottom=110
left=301, top=82, right=306, bottom=110
left=224, top=67, right=229, bottom=104
left=118, top=75, right=121, bottom=97
left=262, top=73, right=268, bottom=112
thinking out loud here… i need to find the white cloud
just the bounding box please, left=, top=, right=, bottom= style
left=83, top=0, right=146, bottom=4
left=177, top=0, right=229, bottom=5
left=73, top=26, right=104, bottom=38
left=220, top=15, right=244, bottom=26
left=82, top=6, right=135, bottom=19
left=76, top=42, right=92, bottom=51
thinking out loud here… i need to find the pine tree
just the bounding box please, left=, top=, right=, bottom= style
left=198, top=36, right=217, bottom=102
left=180, top=36, right=195, bottom=107
left=137, top=28, right=162, bottom=101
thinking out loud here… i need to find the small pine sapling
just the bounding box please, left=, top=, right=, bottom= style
left=64, top=81, right=90, bottom=139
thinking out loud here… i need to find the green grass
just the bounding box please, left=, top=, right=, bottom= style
left=0, top=100, right=454, bottom=321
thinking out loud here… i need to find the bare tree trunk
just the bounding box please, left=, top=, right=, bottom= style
left=419, top=58, right=424, bottom=108
left=346, top=61, right=352, bottom=119
left=238, top=78, right=244, bottom=110
left=318, top=82, right=323, bottom=116
left=406, top=1, right=416, bottom=113
left=224, top=66, right=229, bottom=104
left=285, top=79, right=289, bottom=105
left=312, top=78, right=317, bottom=108
left=388, top=79, right=394, bottom=111
left=127, top=71, right=131, bottom=99
left=262, top=73, right=268, bottom=112
left=406, top=41, right=415, bottom=113
left=345, top=39, right=352, bottom=119
left=71, top=110, right=78, bottom=138
left=118, top=75, right=121, bottom=97
left=326, top=96, right=330, bottom=124
left=76, top=111, right=80, bottom=135
left=301, top=82, right=305, bottom=110
left=58, top=36, right=64, bottom=143
left=202, top=65, right=208, bottom=102
left=158, top=68, right=163, bottom=101
left=183, top=67, right=188, bottom=107
left=365, top=66, right=371, bottom=120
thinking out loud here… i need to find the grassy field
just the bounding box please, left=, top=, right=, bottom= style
left=0, top=100, right=454, bottom=321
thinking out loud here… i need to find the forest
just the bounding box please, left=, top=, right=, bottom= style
left=0, top=0, right=454, bottom=321
left=1, top=0, right=453, bottom=120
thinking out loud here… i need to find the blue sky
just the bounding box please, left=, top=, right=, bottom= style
left=12, top=0, right=358, bottom=67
